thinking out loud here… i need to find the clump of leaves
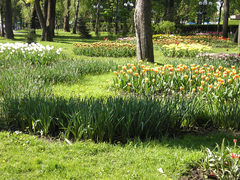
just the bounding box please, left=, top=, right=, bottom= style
left=77, top=18, right=92, bottom=39
left=24, top=28, right=37, bottom=44
left=201, top=138, right=240, bottom=179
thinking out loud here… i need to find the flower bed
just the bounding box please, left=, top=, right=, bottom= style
left=160, top=43, right=212, bottom=57
left=113, top=61, right=240, bottom=100
left=73, top=42, right=136, bottom=57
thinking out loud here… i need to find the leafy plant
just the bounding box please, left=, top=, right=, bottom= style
left=153, top=21, right=176, bottom=34
left=201, top=139, right=240, bottom=179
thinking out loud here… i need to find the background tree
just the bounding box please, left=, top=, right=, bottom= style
left=34, top=0, right=55, bottom=41
left=72, top=0, right=80, bottom=34
left=5, top=0, right=14, bottom=39
left=0, top=0, right=4, bottom=37
left=94, top=0, right=101, bottom=35
left=63, top=0, right=70, bottom=32
left=134, top=0, right=154, bottom=63
left=222, top=0, right=229, bottom=38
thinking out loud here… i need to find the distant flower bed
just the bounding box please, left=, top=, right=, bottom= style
left=0, top=42, right=63, bottom=65
left=160, top=43, right=212, bottom=57
left=73, top=42, right=136, bottom=57
left=196, top=53, right=240, bottom=66
left=116, top=36, right=136, bottom=43
left=153, top=34, right=233, bottom=48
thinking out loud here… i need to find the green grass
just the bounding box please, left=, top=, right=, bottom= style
left=0, top=130, right=239, bottom=179
left=52, top=73, right=119, bottom=98
left=1, top=29, right=240, bottom=179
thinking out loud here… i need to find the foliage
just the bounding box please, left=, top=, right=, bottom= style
left=24, top=28, right=37, bottom=44
left=153, top=21, right=176, bottom=34
left=73, top=41, right=136, bottom=57
left=77, top=17, right=92, bottom=39
left=200, top=139, right=240, bottom=179
left=1, top=93, right=205, bottom=142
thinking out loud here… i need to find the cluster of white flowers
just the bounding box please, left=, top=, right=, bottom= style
left=0, top=42, right=62, bottom=56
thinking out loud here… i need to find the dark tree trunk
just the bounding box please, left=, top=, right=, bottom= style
left=168, top=0, right=174, bottom=22
left=134, top=0, right=154, bottom=63
left=46, top=0, right=54, bottom=41
left=35, top=0, right=46, bottom=41
left=72, top=0, right=80, bottom=34
left=0, top=0, right=4, bottom=37
left=35, top=0, right=55, bottom=41
left=238, top=23, right=240, bottom=47
left=223, top=0, right=229, bottom=38
left=63, top=0, right=70, bottom=32
left=95, top=0, right=101, bottom=35
left=5, top=0, right=14, bottom=39
left=31, top=5, right=37, bottom=34
left=51, top=0, right=56, bottom=37
left=13, top=0, right=16, bottom=29
left=217, top=1, right=223, bottom=36
left=114, top=0, right=119, bottom=34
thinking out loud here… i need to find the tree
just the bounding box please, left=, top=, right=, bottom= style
left=95, top=0, right=101, bottom=35
left=114, top=0, right=119, bottom=34
left=222, top=0, right=229, bottom=38
left=0, top=0, right=4, bottom=37
left=5, top=0, right=14, bottom=39
left=134, top=0, right=154, bottom=63
left=168, top=0, right=174, bottom=22
left=217, top=0, right=224, bottom=36
left=72, top=0, right=80, bottom=34
left=63, top=0, right=70, bottom=32
left=35, top=0, right=55, bottom=41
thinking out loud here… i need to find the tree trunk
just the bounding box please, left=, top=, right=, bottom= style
left=238, top=22, right=240, bottom=47
left=46, top=0, right=53, bottom=41
left=134, top=0, right=154, bottom=63
left=72, top=0, right=80, bottom=34
left=35, top=0, right=55, bottom=41
left=63, top=0, right=70, bottom=32
left=232, top=27, right=238, bottom=43
left=51, top=0, right=56, bottom=37
left=31, top=5, right=37, bottom=34
left=0, top=0, right=4, bottom=37
left=114, top=0, right=119, bottom=34
left=223, top=0, right=229, bottom=38
left=217, top=2, right=223, bottom=36
left=95, top=0, right=101, bottom=35
left=5, top=0, right=14, bottom=39
left=168, top=0, right=174, bottom=22
left=35, top=0, right=46, bottom=41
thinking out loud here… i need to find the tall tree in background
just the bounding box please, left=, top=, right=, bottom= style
left=5, top=0, right=14, bottom=39
left=168, top=0, right=174, bottom=22
left=134, top=0, right=154, bottom=62
left=35, top=0, right=55, bottom=41
left=217, top=0, right=223, bottom=35
left=222, top=0, right=229, bottom=38
left=95, top=0, right=101, bottom=35
left=72, top=0, right=80, bottom=34
left=63, top=0, right=70, bottom=32
left=0, top=0, right=4, bottom=37
left=114, top=0, right=119, bottom=34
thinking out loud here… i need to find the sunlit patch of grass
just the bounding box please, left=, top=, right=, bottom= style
left=0, top=130, right=239, bottom=179
left=52, top=73, right=119, bottom=98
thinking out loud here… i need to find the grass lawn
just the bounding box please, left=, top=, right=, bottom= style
left=1, top=29, right=240, bottom=179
